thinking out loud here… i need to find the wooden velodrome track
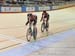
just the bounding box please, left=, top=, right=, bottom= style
left=0, top=6, right=75, bottom=52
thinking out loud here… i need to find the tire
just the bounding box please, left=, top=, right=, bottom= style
left=46, top=22, right=49, bottom=32
left=47, top=22, right=49, bottom=28
left=41, top=23, right=45, bottom=32
left=33, top=27, right=37, bottom=40
left=26, top=28, right=32, bottom=42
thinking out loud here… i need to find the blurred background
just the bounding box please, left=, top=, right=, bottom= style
left=0, top=0, right=75, bottom=6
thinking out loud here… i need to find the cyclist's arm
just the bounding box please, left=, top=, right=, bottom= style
left=47, top=14, right=49, bottom=21
left=40, top=14, right=43, bottom=21
left=26, top=18, right=29, bottom=25
left=36, top=16, right=37, bottom=22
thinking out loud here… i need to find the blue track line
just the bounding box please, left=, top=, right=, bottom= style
left=0, top=29, right=75, bottom=56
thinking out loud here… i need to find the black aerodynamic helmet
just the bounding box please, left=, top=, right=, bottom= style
left=27, top=13, right=32, bottom=16
left=43, top=10, right=46, bottom=13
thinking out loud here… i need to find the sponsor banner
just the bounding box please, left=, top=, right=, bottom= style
left=50, top=6, right=52, bottom=10
left=0, top=7, right=1, bottom=12
left=22, top=6, right=26, bottom=12
left=1, top=7, right=21, bottom=12
left=35, top=6, right=38, bottom=11
left=26, top=7, right=35, bottom=12
left=52, top=6, right=60, bottom=9
left=38, top=6, right=50, bottom=11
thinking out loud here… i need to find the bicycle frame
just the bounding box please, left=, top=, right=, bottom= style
left=43, top=18, right=47, bottom=28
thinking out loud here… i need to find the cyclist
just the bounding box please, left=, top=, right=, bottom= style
left=25, top=13, right=37, bottom=41
left=40, top=10, right=49, bottom=28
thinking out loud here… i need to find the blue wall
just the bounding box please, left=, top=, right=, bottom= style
left=0, top=6, right=52, bottom=12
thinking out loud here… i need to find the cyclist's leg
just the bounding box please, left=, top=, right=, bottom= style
left=43, top=19, right=45, bottom=24
left=33, top=20, right=37, bottom=27
left=29, top=21, right=33, bottom=34
left=46, top=21, right=48, bottom=27
left=46, top=17, right=49, bottom=28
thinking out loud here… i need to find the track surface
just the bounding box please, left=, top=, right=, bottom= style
left=0, top=6, right=75, bottom=55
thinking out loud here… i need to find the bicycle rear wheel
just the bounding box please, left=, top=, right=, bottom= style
left=33, top=27, right=37, bottom=40
left=46, top=22, right=49, bottom=32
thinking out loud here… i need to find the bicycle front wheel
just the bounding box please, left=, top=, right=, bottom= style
left=26, top=28, right=32, bottom=42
